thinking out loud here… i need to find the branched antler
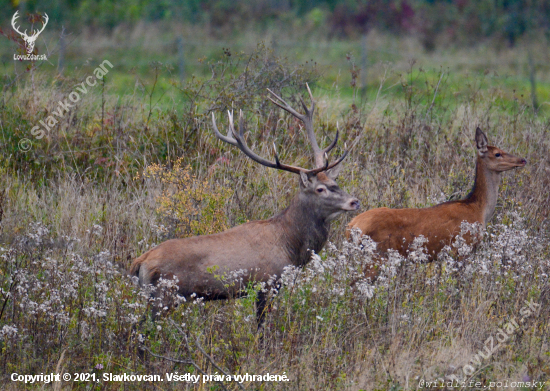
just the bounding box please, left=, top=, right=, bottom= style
left=211, top=85, right=348, bottom=176
left=212, top=109, right=347, bottom=175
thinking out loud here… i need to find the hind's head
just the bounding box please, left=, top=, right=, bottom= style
left=475, top=127, right=527, bottom=172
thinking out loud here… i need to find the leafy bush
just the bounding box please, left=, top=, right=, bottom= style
left=140, top=157, right=233, bottom=237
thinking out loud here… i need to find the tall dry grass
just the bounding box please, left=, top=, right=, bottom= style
left=0, top=50, right=549, bottom=389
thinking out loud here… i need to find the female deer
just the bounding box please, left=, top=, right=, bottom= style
left=347, top=128, right=526, bottom=276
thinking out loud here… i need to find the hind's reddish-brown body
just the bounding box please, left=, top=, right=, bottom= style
left=350, top=201, right=481, bottom=258
left=348, top=128, right=526, bottom=275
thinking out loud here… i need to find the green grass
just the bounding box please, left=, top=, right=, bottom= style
left=3, top=25, right=550, bottom=116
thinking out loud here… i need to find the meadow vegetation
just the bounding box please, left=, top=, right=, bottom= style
left=1, top=33, right=550, bottom=390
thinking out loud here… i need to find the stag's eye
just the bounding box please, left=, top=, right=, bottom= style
left=495, top=153, right=502, bottom=157
left=316, top=187, right=325, bottom=193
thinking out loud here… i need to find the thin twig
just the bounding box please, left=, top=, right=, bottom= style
left=348, top=66, right=389, bottom=153
left=140, top=345, right=195, bottom=366
left=461, top=363, right=493, bottom=390
left=424, top=71, right=445, bottom=121
left=169, top=319, right=246, bottom=391
left=140, top=345, right=232, bottom=391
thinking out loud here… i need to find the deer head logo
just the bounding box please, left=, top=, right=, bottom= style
left=11, top=11, right=49, bottom=54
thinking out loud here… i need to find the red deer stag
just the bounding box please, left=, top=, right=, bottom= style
left=131, top=86, right=360, bottom=325
left=347, top=128, right=526, bottom=277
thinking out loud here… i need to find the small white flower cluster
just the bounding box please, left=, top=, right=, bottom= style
left=79, top=320, right=90, bottom=340
left=86, top=224, right=104, bottom=236
left=0, top=221, right=142, bottom=349
left=152, top=224, right=169, bottom=237
left=146, top=275, right=188, bottom=311
left=277, top=231, right=381, bottom=301
left=428, top=192, right=448, bottom=205
left=271, top=212, right=548, bottom=318
left=25, top=222, right=50, bottom=247
left=431, top=213, right=544, bottom=284
left=377, top=249, right=405, bottom=283
left=82, top=303, right=107, bottom=318
left=225, top=268, right=250, bottom=286
left=451, top=221, right=483, bottom=259
left=355, top=280, right=375, bottom=299
left=0, top=325, right=18, bottom=340
left=407, top=235, right=430, bottom=264
left=280, top=265, right=302, bottom=289
left=60, top=234, right=81, bottom=250
left=256, top=273, right=280, bottom=298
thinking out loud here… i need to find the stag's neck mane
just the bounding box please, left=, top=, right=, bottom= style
left=463, top=154, right=501, bottom=225
left=274, top=193, right=331, bottom=267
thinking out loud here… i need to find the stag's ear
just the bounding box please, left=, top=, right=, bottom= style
left=475, top=127, right=488, bottom=155
left=326, top=163, right=343, bottom=180
left=299, top=171, right=311, bottom=189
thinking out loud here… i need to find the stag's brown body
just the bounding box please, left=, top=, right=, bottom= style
left=348, top=128, right=526, bottom=267
left=131, top=172, right=350, bottom=299
left=131, top=86, right=359, bottom=324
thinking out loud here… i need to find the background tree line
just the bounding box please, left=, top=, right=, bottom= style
left=3, top=0, right=550, bottom=50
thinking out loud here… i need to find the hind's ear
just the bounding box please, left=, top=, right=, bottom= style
left=475, top=127, right=488, bottom=155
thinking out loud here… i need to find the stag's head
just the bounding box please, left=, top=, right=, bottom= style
left=11, top=11, right=49, bottom=54
left=297, top=170, right=360, bottom=221
left=475, top=127, right=527, bottom=173
left=211, top=84, right=359, bottom=220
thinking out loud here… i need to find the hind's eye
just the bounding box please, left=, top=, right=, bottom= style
left=495, top=153, right=501, bottom=157
left=316, top=187, right=325, bottom=193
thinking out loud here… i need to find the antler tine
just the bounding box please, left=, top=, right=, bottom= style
left=299, top=83, right=315, bottom=117
left=266, top=89, right=304, bottom=120
left=270, top=143, right=303, bottom=174
left=267, top=86, right=314, bottom=119
left=211, top=112, right=238, bottom=147
left=298, top=96, right=308, bottom=115
left=227, top=109, right=235, bottom=134
left=226, top=110, right=236, bottom=139
left=307, top=149, right=350, bottom=175
left=238, top=109, right=247, bottom=139
left=327, top=149, right=350, bottom=170
left=321, top=127, right=339, bottom=155
left=301, top=84, right=323, bottom=167
left=273, top=143, right=282, bottom=167
left=228, top=110, right=248, bottom=143
left=305, top=83, right=315, bottom=104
